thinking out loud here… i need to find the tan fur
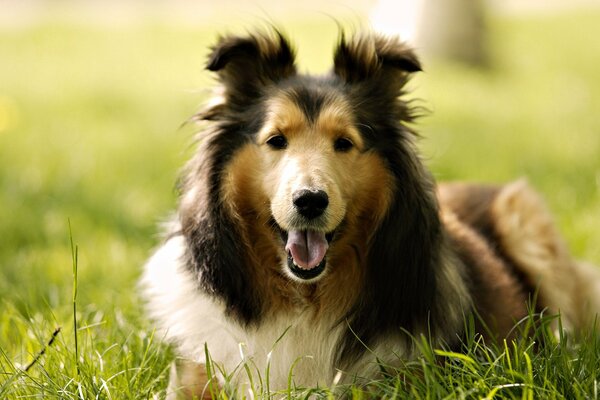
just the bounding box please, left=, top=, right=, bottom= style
left=441, top=208, right=529, bottom=339
left=258, top=95, right=365, bottom=235
left=314, top=103, right=365, bottom=149
left=166, top=359, right=213, bottom=400
left=491, top=180, right=593, bottom=330
left=439, top=179, right=600, bottom=333
left=572, top=261, right=600, bottom=329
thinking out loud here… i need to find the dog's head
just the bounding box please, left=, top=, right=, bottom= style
left=181, top=29, right=440, bottom=330
left=258, top=89, right=360, bottom=280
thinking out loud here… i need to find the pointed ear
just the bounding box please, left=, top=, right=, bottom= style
left=206, top=30, right=297, bottom=107
left=333, top=32, right=421, bottom=85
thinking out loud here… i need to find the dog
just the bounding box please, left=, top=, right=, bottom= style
left=141, top=29, right=600, bottom=399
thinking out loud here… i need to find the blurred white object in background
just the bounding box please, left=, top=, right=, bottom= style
left=370, top=0, right=488, bottom=65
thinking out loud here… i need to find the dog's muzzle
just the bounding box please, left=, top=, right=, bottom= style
left=279, top=189, right=333, bottom=280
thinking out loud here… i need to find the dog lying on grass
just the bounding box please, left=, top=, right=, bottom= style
left=142, top=28, right=600, bottom=399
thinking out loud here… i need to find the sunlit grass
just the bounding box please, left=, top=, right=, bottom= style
left=1, top=9, right=600, bottom=399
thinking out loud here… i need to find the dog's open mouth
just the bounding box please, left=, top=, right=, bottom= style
left=279, top=229, right=334, bottom=280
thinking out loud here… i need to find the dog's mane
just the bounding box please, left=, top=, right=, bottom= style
left=178, top=28, right=461, bottom=365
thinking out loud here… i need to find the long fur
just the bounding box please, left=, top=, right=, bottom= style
left=142, top=28, right=600, bottom=398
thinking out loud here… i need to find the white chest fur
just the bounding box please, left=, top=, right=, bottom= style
left=141, top=236, right=408, bottom=392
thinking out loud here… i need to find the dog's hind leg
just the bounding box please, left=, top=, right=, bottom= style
left=491, top=179, right=600, bottom=332
left=570, top=260, right=600, bottom=330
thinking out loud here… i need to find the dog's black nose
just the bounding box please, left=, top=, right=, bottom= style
left=293, top=189, right=329, bottom=219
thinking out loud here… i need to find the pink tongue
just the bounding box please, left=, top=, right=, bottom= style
left=285, top=230, right=328, bottom=270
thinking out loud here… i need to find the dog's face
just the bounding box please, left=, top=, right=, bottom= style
left=215, top=82, right=398, bottom=283
left=184, top=30, right=429, bottom=289
left=257, top=90, right=385, bottom=281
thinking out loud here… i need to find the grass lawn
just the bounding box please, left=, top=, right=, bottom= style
left=1, top=7, right=600, bottom=399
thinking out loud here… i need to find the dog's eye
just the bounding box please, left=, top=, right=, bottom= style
left=334, top=138, right=354, bottom=152
left=266, top=134, right=288, bottom=150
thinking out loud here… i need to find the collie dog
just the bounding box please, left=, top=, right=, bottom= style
left=142, top=29, right=600, bottom=398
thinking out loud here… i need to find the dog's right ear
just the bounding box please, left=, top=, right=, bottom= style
left=206, top=30, right=297, bottom=109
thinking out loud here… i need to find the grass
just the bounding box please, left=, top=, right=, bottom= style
left=1, top=7, right=600, bottom=399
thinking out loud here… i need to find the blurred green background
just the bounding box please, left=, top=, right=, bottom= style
left=1, top=1, right=600, bottom=395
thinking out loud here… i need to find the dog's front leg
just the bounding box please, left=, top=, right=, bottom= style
left=166, top=359, right=215, bottom=400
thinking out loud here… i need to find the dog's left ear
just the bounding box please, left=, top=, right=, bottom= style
left=206, top=30, right=297, bottom=108
left=333, top=32, right=421, bottom=87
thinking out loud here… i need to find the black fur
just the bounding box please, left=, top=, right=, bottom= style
left=287, top=85, right=327, bottom=124
left=182, top=30, right=297, bottom=324
left=183, top=122, right=268, bottom=323
left=206, top=29, right=296, bottom=114
left=330, top=34, right=441, bottom=364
